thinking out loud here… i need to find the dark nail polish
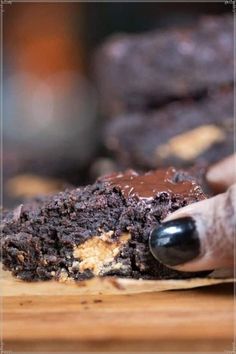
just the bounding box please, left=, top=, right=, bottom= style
left=149, top=217, right=200, bottom=266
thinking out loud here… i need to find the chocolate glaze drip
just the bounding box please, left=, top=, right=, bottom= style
left=105, top=167, right=203, bottom=200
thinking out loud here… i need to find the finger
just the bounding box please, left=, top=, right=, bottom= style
left=206, top=154, right=236, bottom=193
left=149, top=184, right=236, bottom=272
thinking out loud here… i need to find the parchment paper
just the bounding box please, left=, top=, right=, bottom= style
left=1, top=269, right=234, bottom=296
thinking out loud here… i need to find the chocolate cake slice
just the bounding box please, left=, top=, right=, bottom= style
left=95, top=14, right=233, bottom=116
left=105, top=88, right=233, bottom=170
left=1, top=168, right=206, bottom=282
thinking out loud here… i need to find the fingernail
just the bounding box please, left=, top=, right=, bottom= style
left=149, top=217, right=200, bottom=266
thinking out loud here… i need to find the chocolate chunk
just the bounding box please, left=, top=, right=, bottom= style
left=104, top=168, right=203, bottom=200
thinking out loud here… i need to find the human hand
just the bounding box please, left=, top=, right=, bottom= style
left=149, top=154, right=236, bottom=272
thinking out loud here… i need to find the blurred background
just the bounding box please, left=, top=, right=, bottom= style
left=3, top=2, right=232, bottom=207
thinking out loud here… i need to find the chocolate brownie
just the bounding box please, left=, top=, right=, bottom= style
left=95, top=14, right=233, bottom=116
left=1, top=168, right=206, bottom=282
left=105, top=88, right=233, bottom=170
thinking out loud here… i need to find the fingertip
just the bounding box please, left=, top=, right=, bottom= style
left=206, top=154, right=236, bottom=193
left=149, top=217, right=200, bottom=268
left=149, top=191, right=234, bottom=272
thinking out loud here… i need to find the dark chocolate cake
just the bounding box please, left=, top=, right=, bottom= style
left=95, top=14, right=233, bottom=116
left=1, top=168, right=206, bottom=282
left=105, top=88, right=233, bottom=170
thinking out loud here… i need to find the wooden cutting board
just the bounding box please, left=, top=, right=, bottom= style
left=2, top=277, right=234, bottom=352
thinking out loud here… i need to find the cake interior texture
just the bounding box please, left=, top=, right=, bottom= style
left=1, top=168, right=206, bottom=282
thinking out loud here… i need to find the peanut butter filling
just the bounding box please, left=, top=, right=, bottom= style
left=156, top=124, right=225, bottom=161
left=73, top=231, right=131, bottom=276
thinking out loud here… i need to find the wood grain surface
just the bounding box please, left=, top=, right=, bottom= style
left=3, top=283, right=234, bottom=352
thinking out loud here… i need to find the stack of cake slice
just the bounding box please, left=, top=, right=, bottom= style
left=95, top=14, right=234, bottom=170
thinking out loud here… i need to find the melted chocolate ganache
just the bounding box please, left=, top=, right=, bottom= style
left=104, top=167, right=204, bottom=201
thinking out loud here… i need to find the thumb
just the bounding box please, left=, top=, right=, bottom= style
left=149, top=184, right=236, bottom=272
